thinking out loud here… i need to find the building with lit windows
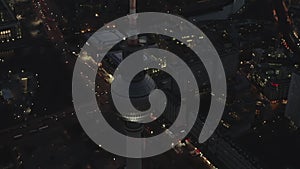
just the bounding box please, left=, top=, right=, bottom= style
left=251, top=67, right=291, bottom=101
left=249, top=49, right=299, bottom=102
left=0, top=0, right=22, bottom=44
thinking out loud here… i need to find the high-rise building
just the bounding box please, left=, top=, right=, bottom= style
left=285, top=72, right=300, bottom=126
left=250, top=50, right=294, bottom=102
left=0, top=0, right=22, bottom=44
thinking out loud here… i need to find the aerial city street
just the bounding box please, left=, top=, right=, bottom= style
left=0, top=0, right=300, bottom=169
